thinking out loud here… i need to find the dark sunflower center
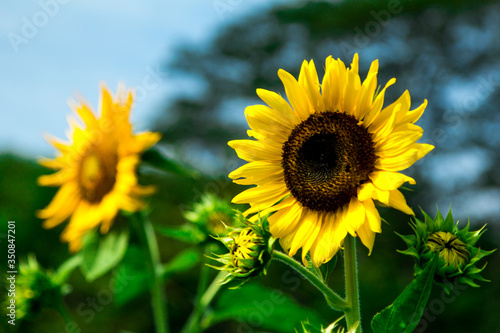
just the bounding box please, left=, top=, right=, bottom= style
left=78, top=147, right=117, bottom=203
left=282, top=111, right=376, bottom=212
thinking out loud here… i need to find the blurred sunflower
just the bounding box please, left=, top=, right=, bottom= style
left=37, top=84, right=161, bottom=251
left=229, top=54, right=433, bottom=267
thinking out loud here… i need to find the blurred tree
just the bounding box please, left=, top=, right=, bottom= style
left=154, top=0, right=500, bottom=331
left=156, top=0, right=500, bottom=222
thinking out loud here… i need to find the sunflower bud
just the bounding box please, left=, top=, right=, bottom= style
left=209, top=214, right=275, bottom=287
left=183, top=193, right=235, bottom=241
left=398, top=208, right=496, bottom=294
left=3, top=255, right=63, bottom=321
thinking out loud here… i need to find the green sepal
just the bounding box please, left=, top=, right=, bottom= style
left=397, top=248, right=420, bottom=260
left=80, top=227, right=130, bottom=282
left=371, top=255, right=438, bottom=333
left=395, top=232, right=416, bottom=248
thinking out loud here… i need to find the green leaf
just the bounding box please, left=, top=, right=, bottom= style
left=371, top=256, right=438, bottom=333
left=113, top=247, right=202, bottom=306
left=162, top=247, right=202, bottom=278
left=80, top=228, right=130, bottom=282
left=204, top=283, right=324, bottom=332
left=156, top=224, right=206, bottom=244
left=53, top=254, right=83, bottom=285
left=141, top=147, right=200, bottom=178
left=113, top=245, right=153, bottom=306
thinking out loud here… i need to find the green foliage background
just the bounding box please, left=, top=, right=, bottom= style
left=2, top=0, right=500, bottom=332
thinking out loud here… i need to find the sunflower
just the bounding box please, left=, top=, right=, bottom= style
left=37, top=84, right=161, bottom=252
left=228, top=54, right=433, bottom=267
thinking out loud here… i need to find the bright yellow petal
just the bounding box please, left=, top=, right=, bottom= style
left=369, top=171, right=415, bottom=191
left=355, top=59, right=378, bottom=119
left=232, top=182, right=287, bottom=205
left=363, top=78, right=396, bottom=127
left=344, top=197, right=366, bottom=236
left=278, top=69, right=312, bottom=120
left=387, top=189, right=414, bottom=215
left=298, top=59, right=324, bottom=112
left=401, top=99, right=427, bottom=124
left=228, top=139, right=281, bottom=162
left=256, top=88, right=299, bottom=124
left=342, top=53, right=361, bottom=115
left=363, top=199, right=382, bottom=233
left=358, top=182, right=375, bottom=201
left=322, top=56, right=341, bottom=111
left=309, top=212, right=340, bottom=267
left=268, top=197, right=304, bottom=238
left=242, top=186, right=289, bottom=216
left=357, top=220, right=376, bottom=255
left=375, top=148, right=421, bottom=171
left=229, top=160, right=283, bottom=183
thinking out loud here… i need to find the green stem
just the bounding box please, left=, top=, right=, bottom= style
left=272, top=251, right=348, bottom=311
left=135, top=212, right=169, bottom=333
left=56, top=301, right=78, bottom=333
left=344, top=235, right=361, bottom=332
left=181, top=270, right=226, bottom=333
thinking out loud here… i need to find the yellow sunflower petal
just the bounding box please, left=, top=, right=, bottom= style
left=369, top=104, right=399, bottom=142
left=363, top=78, right=396, bottom=127
left=375, top=130, right=423, bottom=154
left=278, top=69, right=312, bottom=120
left=268, top=198, right=304, bottom=238
left=256, top=88, right=299, bottom=124
left=358, top=182, right=375, bottom=201
left=342, top=53, right=361, bottom=115
left=242, top=186, right=289, bottom=216
left=345, top=197, right=366, bottom=236
left=298, top=59, right=324, bottom=112
left=309, top=212, right=341, bottom=267
left=72, top=101, right=98, bottom=129
left=375, top=148, right=421, bottom=171
left=357, top=220, right=376, bottom=255
left=37, top=84, right=159, bottom=251
left=363, top=199, right=382, bottom=233
left=288, top=209, right=322, bottom=261
left=387, top=189, right=414, bottom=215
left=355, top=59, right=378, bottom=119
left=36, top=182, right=79, bottom=220
left=247, top=195, right=296, bottom=223
left=401, top=99, right=428, bottom=124
left=229, top=161, right=283, bottom=182
left=322, top=56, right=341, bottom=111
left=228, top=139, right=281, bottom=162
left=369, top=171, right=415, bottom=191
left=232, top=182, right=287, bottom=206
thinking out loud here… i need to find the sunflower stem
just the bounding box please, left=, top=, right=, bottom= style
left=344, top=235, right=361, bottom=332
left=272, top=250, right=348, bottom=311
left=56, top=300, right=78, bottom=333
left=134, top=212, right=169, bottom=333
left=181, top=270, right=226, bottom=333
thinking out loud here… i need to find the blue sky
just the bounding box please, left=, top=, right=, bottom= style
left=0, top=0, right=283, bottom=157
